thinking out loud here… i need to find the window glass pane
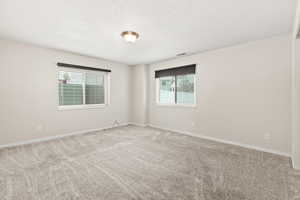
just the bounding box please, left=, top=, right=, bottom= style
left=85, top=73, right=105, bottom=104
left=176, top=74, right=195, bottom=104
left=159, top=76, right=175, bottom=104
left=58, top=71, right=83, bottom=105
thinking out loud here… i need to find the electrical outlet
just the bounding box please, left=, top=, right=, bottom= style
left=113, top=120, right=120, bottom=127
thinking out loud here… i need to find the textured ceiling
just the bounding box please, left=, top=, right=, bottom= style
left=0, top=0, right=297, bottom=65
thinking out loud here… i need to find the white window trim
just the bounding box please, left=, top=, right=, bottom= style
left=58, top=104, right=107, bottom=111
left=57, top=67, right=110, bottom=111
left=156, top=73, right=197, bottom=107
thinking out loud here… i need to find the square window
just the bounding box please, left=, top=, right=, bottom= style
left=58, top=69, right=109, bottom=108
left=157, top=74, right=195, bottom=106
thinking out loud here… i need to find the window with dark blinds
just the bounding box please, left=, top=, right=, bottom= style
left=155, top=64, right=196, bottom=105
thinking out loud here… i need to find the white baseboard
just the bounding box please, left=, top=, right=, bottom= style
left=128, top=122, right=147, bottom=127
left=147, top=124, right=291, bottom=158
left=0, top=123, right=129, bottom=150
left=0, top=123, right=291, bottom=159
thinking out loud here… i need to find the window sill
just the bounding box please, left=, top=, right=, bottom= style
left=156, top=103, right=197, bottom=108
left=58, top=104, right=107, bottom=111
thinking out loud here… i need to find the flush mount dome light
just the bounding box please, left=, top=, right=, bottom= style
left=121, top=31, right=139, bottom=43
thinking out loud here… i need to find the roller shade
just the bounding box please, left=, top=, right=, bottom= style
left=57, top=62, right=111, bottom=72
left=155, top=64, right=196, bottom=78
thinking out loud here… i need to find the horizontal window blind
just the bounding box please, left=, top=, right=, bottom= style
left=57, top=62, right=111, bottom=72
left=155, top=64, right=196, bottom=78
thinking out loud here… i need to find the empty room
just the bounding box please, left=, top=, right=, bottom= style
left=1, top=0, right=300, bottom=199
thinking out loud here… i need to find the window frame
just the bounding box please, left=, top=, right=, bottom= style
left=57, top=67, right=110, bottom=111
left=156, top=73, right=196, bottom=107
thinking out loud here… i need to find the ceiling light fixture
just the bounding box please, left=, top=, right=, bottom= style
left=121, top=31, right=139, bottom=43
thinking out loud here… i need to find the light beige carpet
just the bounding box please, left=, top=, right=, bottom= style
left=0, top=125, right=299, bottom=200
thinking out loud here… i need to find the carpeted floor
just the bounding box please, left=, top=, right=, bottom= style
left=0, top=125, right=300, bottom=200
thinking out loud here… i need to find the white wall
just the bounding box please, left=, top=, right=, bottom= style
left=292, top=0, right=300, bottom=169
left=0, top=39, right=130, bottom=145
left=0, top=35, right=293, bottom=158
left=148, top=35, right=292, bottom=155
left=129, top=64, right=147, bottom=125
left=292, top=39, right=300, bottom=168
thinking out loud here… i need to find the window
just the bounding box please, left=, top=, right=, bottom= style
left=158, top=76, right=175, bottom=104
left=156, top=64, right=196, bottom=106
left=85, top=73, right=105, bottom=105
left=176, top=74, right=195, bottom=104
left=58, top=69, right=109, bottom=109
left=58, top=71, right=84, bottom=106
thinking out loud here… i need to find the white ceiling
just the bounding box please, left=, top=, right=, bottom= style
left=0, top=0, right=297, bottom=65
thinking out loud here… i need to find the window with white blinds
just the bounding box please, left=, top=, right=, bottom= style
left=58, top=69, right=109, bottom=108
